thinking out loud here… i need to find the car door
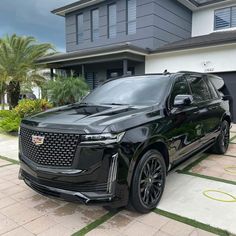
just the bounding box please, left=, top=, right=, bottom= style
left=166, top=76, right=202, bottom=163
left=186, top=75, right=215, bottom=146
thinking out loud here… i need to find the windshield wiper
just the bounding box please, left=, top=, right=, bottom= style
left=100, top=103, right=129, bottom=106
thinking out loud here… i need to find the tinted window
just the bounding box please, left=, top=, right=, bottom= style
left=127, top=0, right=136, bottom=35
left=188, top=76, right=211, bottom=102
left=205, top=77, right=219, bottom=99
left=170, top=77, right=190, bottom=107
left=77, top=14, right=83, bottom=45
left=91, top=9, right=99, bottom=41
left=108, top=4, right=117, bottom=38
left=82, top=76, right=170, bottom=106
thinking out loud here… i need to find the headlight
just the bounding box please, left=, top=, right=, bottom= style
left=81, top=132, right=125, bottom=145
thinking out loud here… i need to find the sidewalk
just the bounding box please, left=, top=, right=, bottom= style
left=0, top=133, right=18, bottom=161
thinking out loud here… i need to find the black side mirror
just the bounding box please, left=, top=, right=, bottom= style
left=173, top=95, right=193, bottom=107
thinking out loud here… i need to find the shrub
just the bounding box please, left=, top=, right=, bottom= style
left=0, top=99, right=53, bottom=133
left=46, top=77, right=89, bottom=106
left=14, top=99, right=53, bottom=118
left=0, top=110, right=21, bottom=133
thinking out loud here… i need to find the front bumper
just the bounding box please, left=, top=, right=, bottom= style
left=19, top=153, right=123, bottom=205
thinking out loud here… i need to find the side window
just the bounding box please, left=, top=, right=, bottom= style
left=170, top=77, right=190, bottom=107
left=187, top=76, right=211, bottom=103
left=205, top=77, right=219, bottom=99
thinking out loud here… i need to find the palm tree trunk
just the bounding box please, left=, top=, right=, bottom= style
left=1, top=93, right=4, bottom=110
left=7, top=80, right=20, bottom=109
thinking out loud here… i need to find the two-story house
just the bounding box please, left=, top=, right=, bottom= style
left=38, top=0, right=236, bottom=121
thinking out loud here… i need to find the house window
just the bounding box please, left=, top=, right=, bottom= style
left=127, top=0, right=136, bottom=35
left=215, top=6, right=236, bottom=30
left=108, top=4, right=117, bottom=38
left=76, top=14, right=83, bottom=45
left=91, top=9, right=99, bottom=41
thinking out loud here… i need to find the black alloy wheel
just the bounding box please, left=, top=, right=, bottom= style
left=210, top=120, right=230, bottom=154
left=130, top=150, right=166, bottom=213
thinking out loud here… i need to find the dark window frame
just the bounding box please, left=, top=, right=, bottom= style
left=107, top=3, right=117, bottom=39
left=76, top=13, right=84, bottom=45
left=91, top=8, right=99, bottom=42
left=214, top=6, right=236, bottom=30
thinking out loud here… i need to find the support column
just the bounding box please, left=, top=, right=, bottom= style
left=123, top=59, right=128, bottom=76
left=50, top=68, right=54, bottom=80
left=81, top=64, right=85, bottom=78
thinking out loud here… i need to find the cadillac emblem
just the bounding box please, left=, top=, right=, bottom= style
left=32, top=135, right=45, bottom=146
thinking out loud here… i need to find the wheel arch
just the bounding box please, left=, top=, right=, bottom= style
left=127, top=140, right=170, bottom=187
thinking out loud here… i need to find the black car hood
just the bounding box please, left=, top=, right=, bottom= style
left=21, top=104, right=164, bottom=134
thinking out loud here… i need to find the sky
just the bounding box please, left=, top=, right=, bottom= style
left=0, top=0, right=76, bottom=52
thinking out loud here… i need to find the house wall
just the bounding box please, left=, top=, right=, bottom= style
left=145, top=44, right=236, bottom=74
left=65, top=0, right=192, bottom=52
left=192, top=2, right=236, bottom=37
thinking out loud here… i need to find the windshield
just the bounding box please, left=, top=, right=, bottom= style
left=82, top=75, right=170, bottom=106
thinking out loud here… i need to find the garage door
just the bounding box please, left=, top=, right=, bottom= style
left=215, top=72, right=236, bottom=123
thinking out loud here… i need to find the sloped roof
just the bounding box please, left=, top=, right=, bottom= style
left=151, top=30, right=236, bottom=54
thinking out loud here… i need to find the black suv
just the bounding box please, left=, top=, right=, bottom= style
left=19, top=72, right=231, bottom=213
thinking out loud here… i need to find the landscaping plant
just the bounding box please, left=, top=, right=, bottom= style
left=46, top=76, right=89, bottom=106
left=0, top=99, right=53, bottom=133
left=0, top=34, right=54, bottom=109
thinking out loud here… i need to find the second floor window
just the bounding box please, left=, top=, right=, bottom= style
left=127, top=0, right=136, bottom=35
left=215, top=6, right=236, bottom=30
left=108, top=4, right=117, bottom=38
left=91, top=9, right=99, bottom=41
left=76, top=14, right=83, bottom=45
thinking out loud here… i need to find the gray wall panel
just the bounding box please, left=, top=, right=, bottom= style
left=65, top=0, right=192, bottom=52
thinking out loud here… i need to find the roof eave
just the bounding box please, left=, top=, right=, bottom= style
left=52, top=0, right=105, bottom=17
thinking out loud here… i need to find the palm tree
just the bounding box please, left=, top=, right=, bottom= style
left=0, top=34, right=54, bottom=109
left=46, top=76, right=89, bottom=106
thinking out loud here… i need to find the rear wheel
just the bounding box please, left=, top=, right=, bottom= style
left=130, top=150, right=166, bottom=213
left=210, top=120, right=230, bottom=154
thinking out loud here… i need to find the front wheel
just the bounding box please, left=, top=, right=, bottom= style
left=130, top=150, right=166, bottom=213
left=210, top=120, right=230, bottom=154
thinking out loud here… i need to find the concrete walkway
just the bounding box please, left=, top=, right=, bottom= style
left=0, top=134, right=18, bottom=161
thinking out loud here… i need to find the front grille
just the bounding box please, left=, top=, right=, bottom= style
left=20, top=127, right=80, bottom=167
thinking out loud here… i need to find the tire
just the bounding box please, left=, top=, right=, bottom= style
left=130, top=150, right=166, bottom=213
left=210, top=120, right=230, bottom=155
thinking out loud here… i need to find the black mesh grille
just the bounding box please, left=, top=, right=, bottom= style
left=20, top=127, right=80, bottom=167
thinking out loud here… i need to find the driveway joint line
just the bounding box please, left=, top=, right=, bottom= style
left=71, top=210, right=119, bottom=236
left=153, top=208, right=231, bottom=236
left=0, top=155, right=19, bottom=164
left=177, top=170, right=236, bottom=185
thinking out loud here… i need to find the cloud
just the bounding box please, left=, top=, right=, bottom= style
left=0, top=0, right=75, bottom=52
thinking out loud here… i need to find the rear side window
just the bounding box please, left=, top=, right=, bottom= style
left=187, top=76, right=211, bottom=103
left=205, top=77, right=219, bottom=99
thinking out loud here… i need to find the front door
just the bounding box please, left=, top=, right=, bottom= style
left=166, top=76, right=202, bottom=163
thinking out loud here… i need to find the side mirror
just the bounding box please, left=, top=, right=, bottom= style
left=173, top=95, right=193, bottom=107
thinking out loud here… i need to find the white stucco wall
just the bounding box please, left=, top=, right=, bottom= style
left=145, top=44, right=236, bottom=74
left=192, top=1, right=236, bottom=37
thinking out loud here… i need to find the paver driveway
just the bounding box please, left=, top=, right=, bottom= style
left=0, top=127, right=236, bottom=235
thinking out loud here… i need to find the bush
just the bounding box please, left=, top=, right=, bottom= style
left=46, top=77, right=89, bottom=106
left=0, top=99, right=53, bottom=133
left=0, top=110, right=21, bottom=133
left=14, top=99, right=53, bottom=118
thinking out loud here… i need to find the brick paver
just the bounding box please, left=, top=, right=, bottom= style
left=0, top=162, right=217, bottom=236
left=3, top=128, right=236, bottom=235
